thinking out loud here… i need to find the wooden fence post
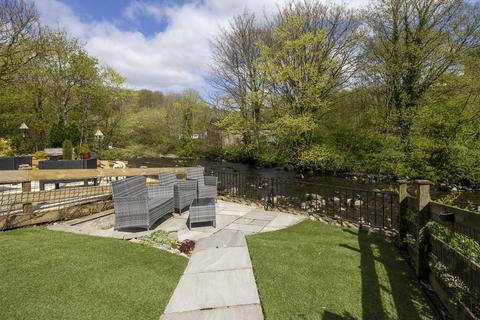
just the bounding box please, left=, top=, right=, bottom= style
left=415, top=179, right=431, bottom=280
left=397, top=180, right=408, bottom=248
left=20, top=166, right=33, bottom=215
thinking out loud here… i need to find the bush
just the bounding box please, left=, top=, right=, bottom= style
left=49, top=121, right=81, bottom=147
left=100, top=148, right=128, bottom=160
left=62, top=140, right=73, bottom=160
left=0, top=138, right=14, bottom=156
left=298, top=144, right=345, bottom=171
left=222, top=145, right=251, bottom=162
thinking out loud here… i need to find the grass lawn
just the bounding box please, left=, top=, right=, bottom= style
left=247, top=220, right=437, bottom=320
left=0, top=228, right=187, bottom=320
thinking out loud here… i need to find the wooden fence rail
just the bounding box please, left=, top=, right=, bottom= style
left=0, top=167, right=187, bottom=230
left=0, top=167, right=187, bottom=184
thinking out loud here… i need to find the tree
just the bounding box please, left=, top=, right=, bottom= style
left=257, top=14, right=338, bottom=161
left=210, top=11, right=267, bottom=158
left=45, top=31, right=101, bottom=123
left=0, top=0, right=43, bottom=85
left=275, top=0, right=362, bottom=97
left=362, top=0, right=480, bottom=150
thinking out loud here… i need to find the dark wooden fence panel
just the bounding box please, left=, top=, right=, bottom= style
left=430, top=202, right=480, bottom=242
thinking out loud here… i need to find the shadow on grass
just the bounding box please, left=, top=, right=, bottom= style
left=341, top=229, right=427, bottom=320
left=322, top=310, right=357, bottom=320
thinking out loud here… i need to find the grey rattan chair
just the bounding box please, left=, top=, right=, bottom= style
left=186, top=166, right=217, bottom=199
left=112, top=176, right=174, bottom=231
left=159, top=172, right=196, bottom=212
left=189, top=198, right=216, bottom=229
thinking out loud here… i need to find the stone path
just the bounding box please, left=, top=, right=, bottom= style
left=160, top=230, right=263, bottom=320
left=160, top=202, right=305, bottom=320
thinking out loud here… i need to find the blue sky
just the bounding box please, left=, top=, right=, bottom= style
left=32, top=0, right=369, bottom=95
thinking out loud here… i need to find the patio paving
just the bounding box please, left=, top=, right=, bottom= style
left=47, top=200, right=304, bottom=241
left=47, top=199, right=305, bottom=320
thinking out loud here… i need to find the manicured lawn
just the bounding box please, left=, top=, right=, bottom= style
left=0, top=228, right=187, bottom=320
left=247, top=221, right=437, bottom=320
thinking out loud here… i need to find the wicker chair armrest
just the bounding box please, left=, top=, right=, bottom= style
left=176, top=180, right=197, bottom=191
left=113, top=196, right=147, bottom=202
left=148, top=185, right=174, bottom=199
left=204, top=175, right=217, bottom=186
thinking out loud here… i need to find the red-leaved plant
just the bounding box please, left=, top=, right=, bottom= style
left=178, top=239, right=195, bottom=254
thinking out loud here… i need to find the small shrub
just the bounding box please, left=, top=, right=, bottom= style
left=62, top=139, right=73, bottom=160
left=178, top=239, right=195, bottom=254
left=139, top=230, right=178, bottom=248
left=428, top=221, right=480, bottom=264
left=0, top=138, right=14, bottom=156
left=79, top=145, right=90, bottom=155
left=33, top=150, right=48, bottom=159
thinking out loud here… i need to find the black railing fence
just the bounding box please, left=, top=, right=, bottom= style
left=213, top=171, right=399, bottom=231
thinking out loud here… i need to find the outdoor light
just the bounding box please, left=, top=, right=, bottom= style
left=94, top=129, right=104, bottom=140
left=19, top=122, right=29, bottom=138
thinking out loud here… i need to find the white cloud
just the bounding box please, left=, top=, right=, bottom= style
left=34, top=0, right=369, bottom=94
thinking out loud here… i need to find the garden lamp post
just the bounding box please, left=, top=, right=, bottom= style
left=94, top=129, right=104, bottom=154
left=19, top=123, right=29, bottom=153
left=19, top=122, right=29, bottom=139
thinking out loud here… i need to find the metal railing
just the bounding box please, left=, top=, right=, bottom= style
left=214, top=171, right=399, bottom=231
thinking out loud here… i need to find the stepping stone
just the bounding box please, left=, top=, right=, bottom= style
left=164, top=269, right=260, bottom=314
left=195, top=230, right=246, bottom=250
left=160, top=304, right=263, bottom=320
left=185, top=247, right=251, bottom=274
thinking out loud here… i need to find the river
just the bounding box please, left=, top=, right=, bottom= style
left=129, top=157, right=480, bottom=208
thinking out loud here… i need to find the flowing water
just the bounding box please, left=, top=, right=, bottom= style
left=129, top=157, right=480, bottom=208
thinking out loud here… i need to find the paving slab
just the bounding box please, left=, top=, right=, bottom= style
left=235, top=217, right=254, bottom=224
left=164, top=269, right=260, bottom=314
left=250, top=219, right=271, bottom=226
left=259, top=226, right=282, bottom=233
left=216, top=209, right=249, bottom=216
left=224, top=223, right=264, bottom=233
left=160, top=304, right=263, bottom=320
left=265, top=213, right=304, bottom=229
left=243, top=209, right=278, bottom=221
left=177, top=229, right=213, bottom=242
left=195, top=229, right=247, bottom=250
left=158, top=218, right=188, bottom=233
left=185, top=247, right=251, bottom=274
